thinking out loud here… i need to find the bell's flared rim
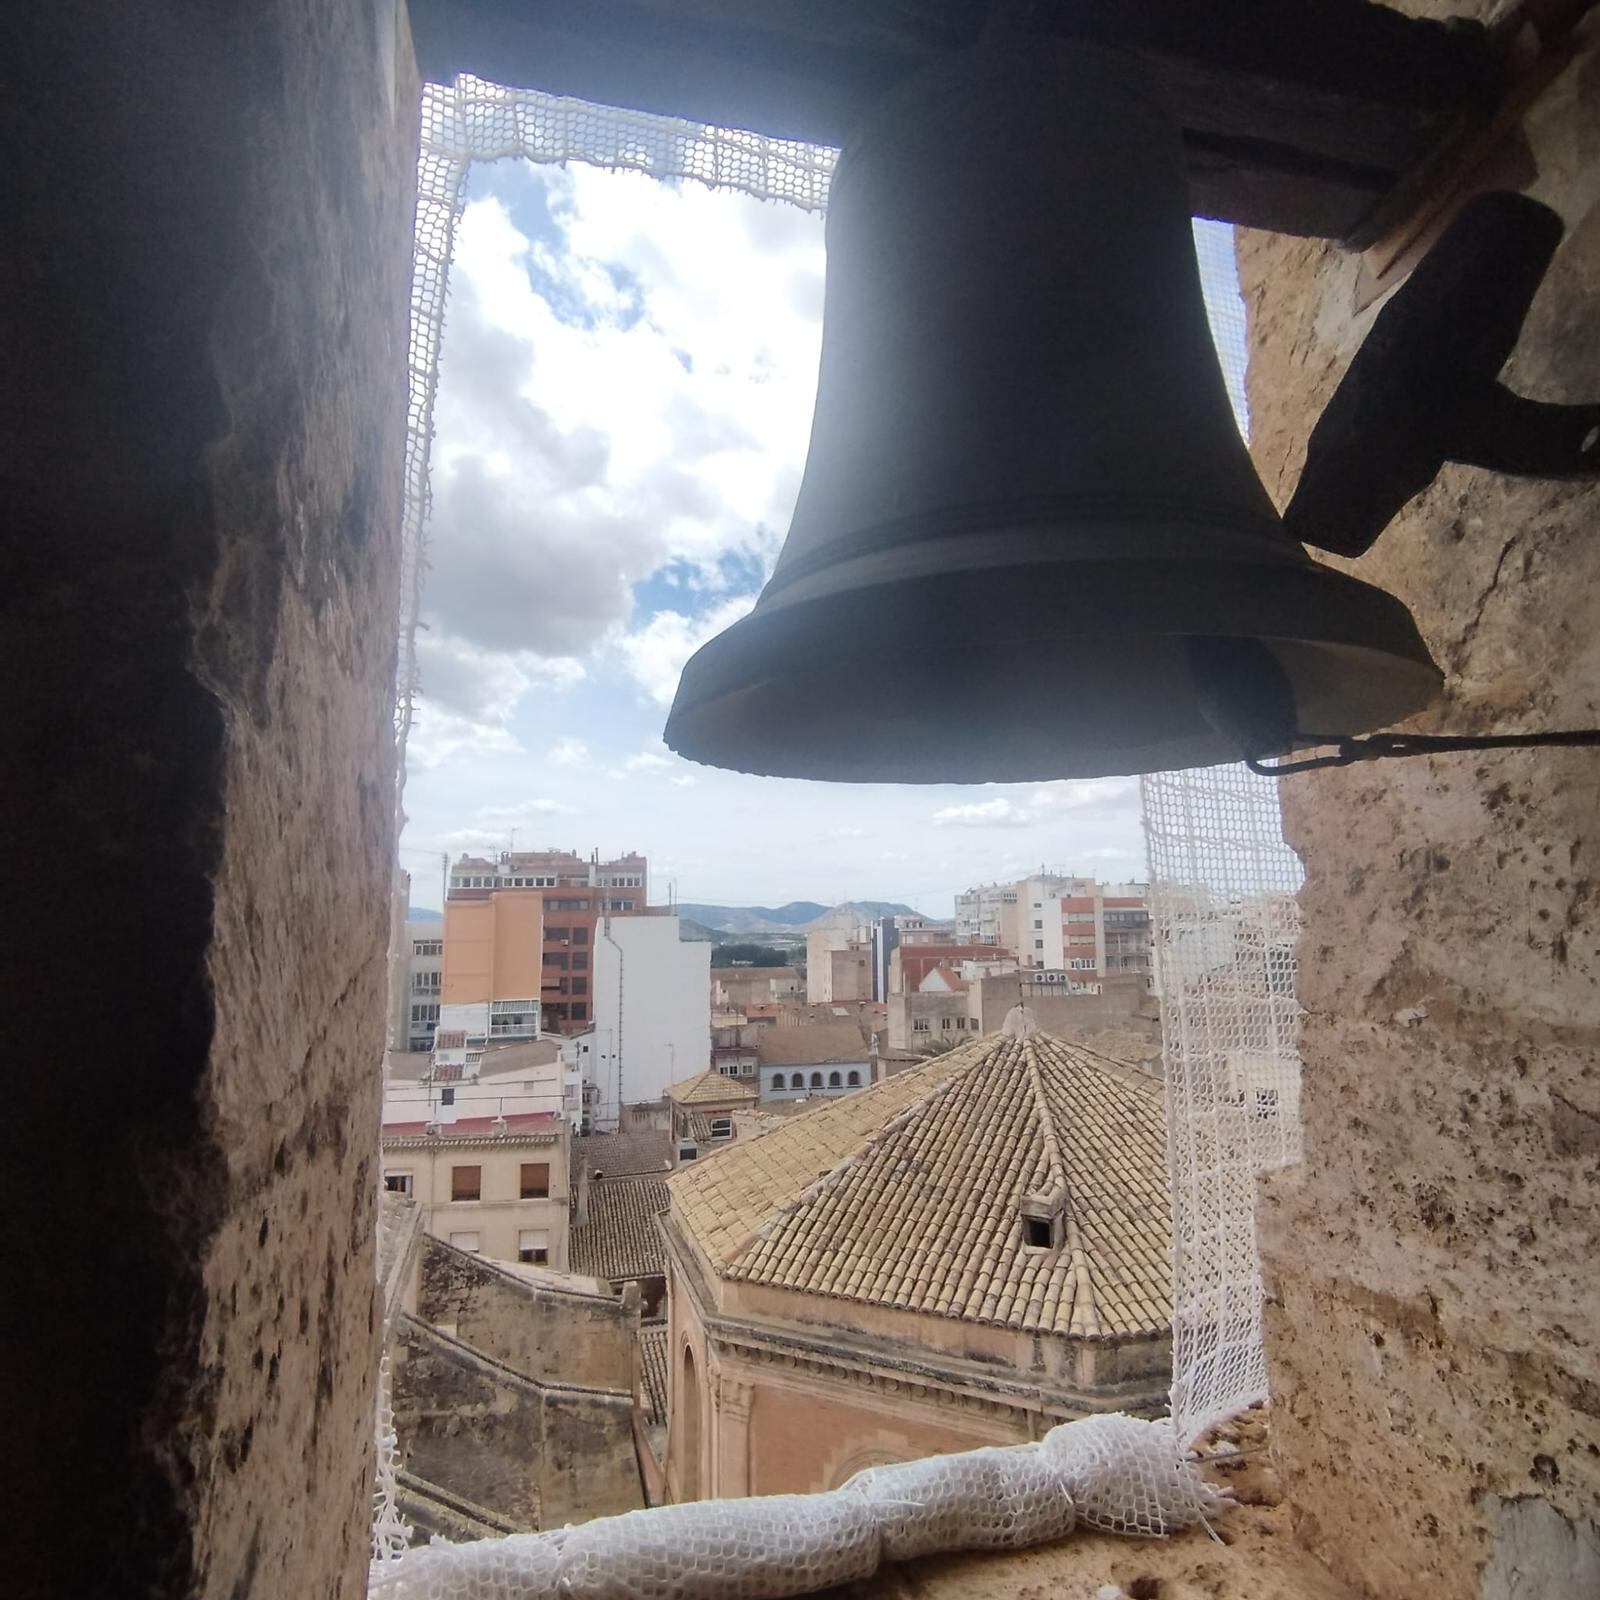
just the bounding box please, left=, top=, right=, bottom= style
left=663, top=558, right=1442, bottom=783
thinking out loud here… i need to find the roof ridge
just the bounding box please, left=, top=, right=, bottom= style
left=1022, top=1035, right=1069, bottom=1200
left=724, top=1037, right=994, bottom=1274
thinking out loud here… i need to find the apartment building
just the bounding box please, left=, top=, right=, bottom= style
left=380, top=1109, right=572, bottom=1270
left=396, top=916, right=445, bottom=1052
left=570, top=914, right=713, bottom=1131
left=444, top=847, right=650, bottom=1034
left=958, top=871, right=1154, bottom=984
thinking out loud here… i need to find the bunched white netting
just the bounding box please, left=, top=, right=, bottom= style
left=369, top=1415, right=1228, bottom=1600
left=376, top=71, right=1291, bottom=1596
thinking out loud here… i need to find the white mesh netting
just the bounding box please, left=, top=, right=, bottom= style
left=369, top=1415, right=1228, bottom=1600
left=1142, top=764, right=1304, bottom=1449
left=376, top=72, right=1286, bottom=1594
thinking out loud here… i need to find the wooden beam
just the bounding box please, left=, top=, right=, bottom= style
left=406, top=0, right=1511, bottom=241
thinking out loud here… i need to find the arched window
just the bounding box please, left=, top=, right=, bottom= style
left=809, top=1071, right=823, bottom=1089
left=678, top=1344, right=702, bottom=1501
left=846, top=1070, right=860, bottom=1086
left=828, top=1071, right=842, bottom=1088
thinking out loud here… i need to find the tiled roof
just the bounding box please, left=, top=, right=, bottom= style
left=755, top=1023, right=872, bottom=1066
left=573, top=1130, right=671, bottom=1179
left=381, top=1112, right=561, bottom=1147
left=668, top=1033, right=1169, bottom=1340
left=570, top=1177, right=669, bottom=1282
left=666, top=1068, right=758, bottom=1105
left=638, top=1320, right=668, bottom=1428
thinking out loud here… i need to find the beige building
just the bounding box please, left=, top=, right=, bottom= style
left=711, top=965, right=804, bottom=1008
left=665, top=1068, right=757, bottom=1166
left=381, top=1112, right=572, bottom=1270
left=804, top=927, right=873, bottom=1002
left=661, top=1027, right=1170, bottom=1502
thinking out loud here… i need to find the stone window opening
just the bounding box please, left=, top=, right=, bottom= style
left=520, top=1161, right=550, bottom=1199
left=827, top=1070, right=842, bottom=1087
left=709, top=1116, right=732, bottom=1140
left=809, top=1071, right=823, bottom=1089
left=846, top=1070, right=860, bottom=1086
left=518, top=1229, right=550, bottom=1265
left=383, top=1171, right=412, bottom=1196
left=450, top=1165, right=481, bottom=1202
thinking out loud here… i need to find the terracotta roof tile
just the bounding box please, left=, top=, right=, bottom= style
left=668, top=1033, right=1169, bottom=1339
left=638, top=1320, right=668, bottom=1427
left=666, top=1068, right=758, bottom=1105
left=754, top=1023, right=873, bottom=1066
left=573, top=1130, right=671, bottom=1179
left=569, top=1177, right=668, bottom=1282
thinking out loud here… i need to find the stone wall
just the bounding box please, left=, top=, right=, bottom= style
left=6, top=4, right=416, bottom=1597
left=1243, top=10, right=1600, bottom=1596
left=420, top=1234, right=639, bottom=1391
left=390, top=1317, right=644, bottom=1529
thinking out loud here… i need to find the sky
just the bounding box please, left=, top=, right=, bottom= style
left=399, top=158, right=1245, bottom=916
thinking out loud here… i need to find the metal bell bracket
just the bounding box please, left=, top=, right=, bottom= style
left=1250, top=190, right=1600, bottom=777
left=1285, top=190, right=1599, bottom=559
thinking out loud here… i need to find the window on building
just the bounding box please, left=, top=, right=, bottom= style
left=809, top=1071, right=823, bottom=1089
left=846, top=1070, right=860, bottom=1086
left=449, top=1231, right=481, bottom=1253
left=517, top=1229, right=550, bottom=1265
left=827, top=1071, right=842, bottom=1088
left=451, top=1165, right=481, bottom=1202
left=677, top=1143, right=698, bottom=1162
left=412, top=939, right=442, bottom=957
left=571, top=977, right=588, bottom=996
left=709, top=1117, right=732, bottom=1140
left=913, top=1018, right=930, bottom=1033
left=572, top=952, right=588, bottom=970
left=546, top=951, right=569, bottom=969
left=1022, top=1216, right=1053, bottom=1249
left=1033, top=919, right=1043, bottom=930
left=546, top=927, right=570, bottom=944
left=520, top=1162, right=550, bottom=1199
left=1034, top=939, right=1044, bottom=951
left=383, top=1171, right=413, bottom=1196
left=571, top=1003, right=587, bottom=1022
left=940, top=1016, right=953, bottom=1029
left=572, top=925, right=589, bottom=940
left=1069, top=957, right=1097, bottom=970
left=410, top=1002, right=439, bottom=1024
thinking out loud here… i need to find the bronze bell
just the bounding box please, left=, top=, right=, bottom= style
left=663, top=43, right=1441, bottom=781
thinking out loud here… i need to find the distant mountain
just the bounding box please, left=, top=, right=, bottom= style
left=407, top=906, right=443, bottom=922
left=673, top=900, right=924, bottom=935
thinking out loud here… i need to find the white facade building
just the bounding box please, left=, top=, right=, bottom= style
left=585, top=914, right=711, bottom=1129
left=395, top=915, right=445, bottom=1052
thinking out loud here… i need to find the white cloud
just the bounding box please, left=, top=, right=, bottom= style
left=624, top=751, right=674, bottom=773
left=827, top=826, right=867, bottom=839
left=931, top=799, right=1034, bottom=829
left=614, top=593, right=758, bottom=707
left=550, top=737, right=588, bottom=767
left=476, top=797, right=578, bottom=820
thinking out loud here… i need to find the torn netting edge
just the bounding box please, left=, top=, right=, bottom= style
left=378, top=77, right=837, bottom=1568
left=1141, top=765, right=1304, bottom=1449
